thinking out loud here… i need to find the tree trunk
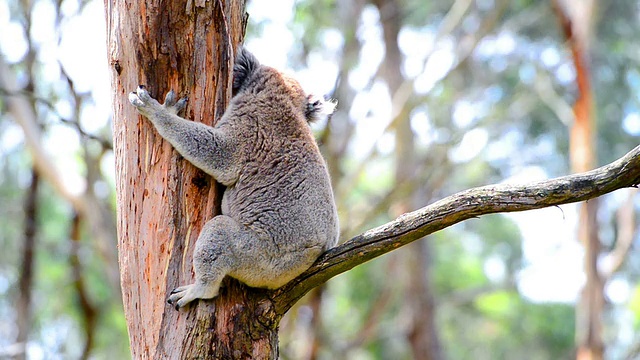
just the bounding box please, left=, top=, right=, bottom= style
left=105, top=1, right=280, bottom=358
left=16, top=171, right=39, bottom=360
left=551, top=2, right=604, bottom=359
left=373, top=0, right=442, bottom=357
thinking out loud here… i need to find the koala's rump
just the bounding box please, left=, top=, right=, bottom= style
left=221, top=151, right=337, bottom=255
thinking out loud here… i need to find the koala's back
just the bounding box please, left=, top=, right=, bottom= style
left=223, top=131, right=337, bottom=251
left=220, top=52, right=339, bottom=266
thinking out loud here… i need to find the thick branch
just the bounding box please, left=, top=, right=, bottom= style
left=273, top=144, right=640, bottom=314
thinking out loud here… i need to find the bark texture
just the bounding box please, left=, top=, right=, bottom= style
left=104, top=0, right=278, bottom=358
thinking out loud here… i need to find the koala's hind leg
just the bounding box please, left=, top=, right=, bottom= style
left=167, top=215, right=250, bottom=310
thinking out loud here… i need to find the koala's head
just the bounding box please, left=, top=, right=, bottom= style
left=232, top=48, right=336, bottom=123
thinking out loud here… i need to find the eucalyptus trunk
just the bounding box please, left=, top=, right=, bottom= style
left=105, top=0, right=280, bottom=357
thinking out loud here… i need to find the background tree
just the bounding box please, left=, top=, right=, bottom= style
left=0, top=0, right=123, bottom=358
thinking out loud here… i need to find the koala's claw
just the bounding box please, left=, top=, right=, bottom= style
left=175, top=97, right=188, bottom=112
left=128, top=85, right=156, bottom=110
left=128, top=90, right=145, bottom=108
left=128, top=86, right=187, bottom=115
left=167, top=285, right=192, bottom=310
left=164, top=90, right=177, bottom=105
left=128, top=94, right=144, bottom=108
left=163, top=90, right=188, bottom=114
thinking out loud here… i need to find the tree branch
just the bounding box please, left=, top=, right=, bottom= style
left=0, top=56, right=86, bottom=214
left=0, top=55, right=121, bottom=294
left=272, top=144, right=640, bottom=314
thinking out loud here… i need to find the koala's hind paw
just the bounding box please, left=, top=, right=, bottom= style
left=167, top=282, right=219, bottom=310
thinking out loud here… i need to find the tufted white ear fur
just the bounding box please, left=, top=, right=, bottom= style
left=305, top=94, right=337, bottom=123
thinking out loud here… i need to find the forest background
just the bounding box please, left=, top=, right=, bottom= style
left=1, top=0, right=640, bottom=359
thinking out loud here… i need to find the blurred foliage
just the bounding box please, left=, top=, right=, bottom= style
left=2, top=0, right=640, bottom=358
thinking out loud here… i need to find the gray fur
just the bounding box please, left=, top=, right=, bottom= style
left=128, top=49, right=339, bottom=310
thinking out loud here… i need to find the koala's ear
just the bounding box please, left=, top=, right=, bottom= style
left=305, top=95, right=337, bottom=123
left=233, top=47, right=260, bottom=96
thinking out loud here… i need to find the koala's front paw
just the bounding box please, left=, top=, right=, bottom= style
left=167, top=282, right=219, bottom=310
left=128, top=86, right=187, bottom=116
left=128, top=85, right=158, bottom=110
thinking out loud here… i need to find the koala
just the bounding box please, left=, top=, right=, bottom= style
left=128, top=48, right=339, bottom=310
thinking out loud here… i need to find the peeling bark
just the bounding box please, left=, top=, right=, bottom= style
left=105, top=0, right=261, bottom=358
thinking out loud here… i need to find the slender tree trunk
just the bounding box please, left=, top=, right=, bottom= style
left=69, top=212, right=98, bottom=360
left=373, top=0, right=442, bottom=358
left=16, top=170, right=39, bottom=360
left=105, top=1, right=280, bottom=358
left=551, top=2, right=603, bottom=359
